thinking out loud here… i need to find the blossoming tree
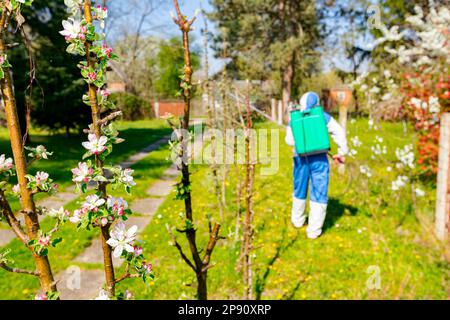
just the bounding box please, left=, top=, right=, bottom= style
left=60, top=0, right=153, bottom=299
left=358, top=2, right=449, bottom=177
left=0, top=0, right=62, bottom=300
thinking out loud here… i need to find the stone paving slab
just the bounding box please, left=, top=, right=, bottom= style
left=164, top=165, right=180, bottom=178
left=74, top=216, right=151, bottom=266
left=56, top=269, right=105, bottom=300
left=145, top=179, right=175, bottom=197
left=0, top=229, right=15, bottom=247
left=37, top=192, right=79, bottom=210
left=130, top=197, right=165, bottom=215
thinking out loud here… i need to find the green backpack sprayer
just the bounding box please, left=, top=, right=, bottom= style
left=290, top=105, right=330, bottom=156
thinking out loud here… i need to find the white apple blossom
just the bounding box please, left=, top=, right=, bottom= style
left=107, top=196, right=128, bottom=217
left=12, top=184, right=20, bottom=195
left=35, top=171, right=49, bottom=186
left=94, top=5, right=108, bottom=20
left=36, top=145, right=49, bottom=159
left=0, top=154, right=13, bottom=171
left=82, top=194, right=105, bottom=211
left=119, top=168, right=136, bottom=188
left=106, top=221, right=138, bottom=258
left=59, top=18, right=84, bottom=40
left=378, top=4, right=450, bottom=70
left=71, top=162, right=94, bottom=183
left=47, top=207, right=70, bottom=220
left=70, top=208, right=87, bottom=224
left=94, top=289, right=110, bottom=300
left=26, top=145, right=52, bottom=160
left=82, top=134, right=108, bottom=155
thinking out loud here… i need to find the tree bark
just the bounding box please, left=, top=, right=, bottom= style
left=171, top=0, right=222, bottom=300
left=196, top=272, right=208, bottom=300
left=242, top=81, right=255, bottom=300
left=83, top=0, right=116, bottom=297
left=281, top=55, right=294, bottom=121
left=0, top=9, right=56, bottom=294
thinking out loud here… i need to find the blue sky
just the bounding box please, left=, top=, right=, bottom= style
left=153, top=0, right=223, bottom=75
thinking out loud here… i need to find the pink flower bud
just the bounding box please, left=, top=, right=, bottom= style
left=38, top=235, right=51, bottom=247
left=88, top=72, right=97, bottom=81
left=134, top=246, right=143, bottom=256
left=101, top=218, right=108, bottom=226
left=143, top=262, right=152, bottom=273
left=35, top=293, right=48, bottom=300
left=12, top=184, right=20, bottom=194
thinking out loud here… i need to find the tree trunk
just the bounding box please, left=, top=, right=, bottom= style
left=0, top=11, right=56, bottom=294
left=197, top=271, right=208, bottom=300
left=83, top=0, right=116, bottom=297
left=242, top=81, right=255, bottom=300
left=281, top=56, right=294, bottom=120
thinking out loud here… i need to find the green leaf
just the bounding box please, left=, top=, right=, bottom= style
left=51, top=238, right=62, bottom=247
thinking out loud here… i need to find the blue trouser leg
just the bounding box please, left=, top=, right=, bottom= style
left=293, top=155, right=310, bottom=200
left=308, top=153, right=330, bottom=204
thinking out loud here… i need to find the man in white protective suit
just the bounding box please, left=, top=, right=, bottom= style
left=285, top=92, right=348, bottom=239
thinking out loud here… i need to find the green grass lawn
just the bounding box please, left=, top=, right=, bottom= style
left=0, top=119, right=172, bottom=299
left=117, top=117, right=448, bottom=300
left=1, top=118, right=448, bottom=299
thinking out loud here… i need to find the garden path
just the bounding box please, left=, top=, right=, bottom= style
left=56, top=120, right=204, bottom=299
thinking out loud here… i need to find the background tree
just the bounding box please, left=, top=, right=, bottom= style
left=9, top=1, right=88, bottom=135
left=209, top=0, right=322, bottom=109
left=154, top=36, right=200, bottom=99
left=106, top=0, right=165, bottom=98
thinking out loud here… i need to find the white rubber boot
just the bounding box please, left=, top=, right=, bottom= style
left=291, top=197, right=306, bottom=228
left=306, top=201, right=327, bottom=239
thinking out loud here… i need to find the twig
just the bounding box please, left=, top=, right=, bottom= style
left=166, top=224, right=196, bottom=272
left=114, top=264, right=140, bottom=284
left=0, top=190, right=28, bottom=245
left=202, top=223, right=221, bottom=270
left=0, top=262, right=39, bottom=276
left=97, top=111, right=123, bottom=126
